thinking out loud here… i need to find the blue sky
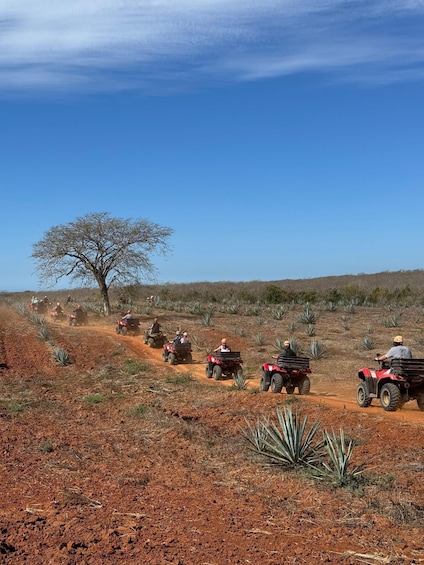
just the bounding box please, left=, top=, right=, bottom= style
left=1, top=0, right=424, bottom=292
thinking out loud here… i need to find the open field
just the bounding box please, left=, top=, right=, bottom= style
left=1, top=276, right=424, bottom=564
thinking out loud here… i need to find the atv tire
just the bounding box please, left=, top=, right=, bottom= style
left=356, top=381, right=372, bottom=408
left=380, top=383, right=402, bottom=411
left=185, top=352, right=193, bottom=364
left=259, top=370, right=270, bottom=392
left=168, top=353, right=176, bottom=365
left=270, top=373, right=283, bottom=394
left=115, top=325, right=121, bottom=335
left=213, top=365, right=222, bottom=380
left=162, top=351, right=168, bottom=362
left=205, top=364, right=213, bottom=379
left=417, top=393, right=424, bottom=411
left=234, top=366, right=243, bottom=379
left=121, top=326, right=128, bottom=336
left=298, top=376, right=311, bottom=395
left=147, top=337, right=155, bottom=348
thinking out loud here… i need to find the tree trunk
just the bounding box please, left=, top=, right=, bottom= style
left=98, top=280, right=111, bottom=316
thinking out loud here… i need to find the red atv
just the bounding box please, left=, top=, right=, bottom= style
left=205, top=351, right=243, bottom=380
left=260, top=356, right=311, bottom=395
left=68, top=310, right=88, bottom=326
left=162, top=341, right=193, bottom=365
left=357, top=357, right=424, bottom=412
left=115, top=318, right=141, bottom=336
left=143, top=329, right=167, bottom=348
left=50, top=311, right=67, bottom=322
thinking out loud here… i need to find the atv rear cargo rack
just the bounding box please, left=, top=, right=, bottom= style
left=390, top=358, right=424, bottom=377
left=276, top=356, right=310, bottom=370
left=215, top=351, right=241, bottom=361
left=173, top=342, right=192, bottom=352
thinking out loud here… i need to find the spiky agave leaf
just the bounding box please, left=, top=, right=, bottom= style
left=321, top=428, right=366, bottom=484
left=258, top=406, right=323, bottom=468
left=241, top=416, right=271, bottom=452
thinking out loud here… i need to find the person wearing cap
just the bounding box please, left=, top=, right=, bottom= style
left=214, top=338, right=231, bottom=353
left=376, top=336, right=412, bottom=361
left=274, top=339, right=296, bottom=363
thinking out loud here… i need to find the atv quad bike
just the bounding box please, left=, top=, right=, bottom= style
left=162, top=341, right=193, bottom=365
left=260, top=356, right=311, bottom=395
left=68, top=310, right=88, bottom=326
left=115, top=318, right=141, bottom=336
left=205, top=351, right=243, bottom=380
left=357, top=356, right=424, bottom=412
left=143, top=330, right=167, bottom=348
left=50, top=311, right=66, bottom=322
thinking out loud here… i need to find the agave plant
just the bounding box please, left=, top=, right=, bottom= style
left=271, top=306, right=287, bottom=320
left=38, top=325, right=50, bottom=342
left=319, top=429, right=366, bottom=486
left=306, top=324, right=315, bottom=336
left=309, top=340, right=327, bottom=360
left=362, top=335, right=375, bottom=350
left=241, top=416, right=272, bottom=452
left=232, top=371, right=250, bottom=390
left=201, top=311, right=214, bottom=327
left=53, top=347, right=71, bottom=366
left=297, top=304, right=319, bottom=325
left=253, top=332, right=265, bottom=346
left=343, top=301, right=357, bottom=314
left=245, top=406, right=323, bottom=468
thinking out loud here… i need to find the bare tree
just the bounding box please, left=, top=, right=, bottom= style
left=31, top=212, right=173, bottom=316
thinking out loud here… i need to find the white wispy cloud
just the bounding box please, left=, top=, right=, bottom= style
left=1, top=0, right=423, bottom=95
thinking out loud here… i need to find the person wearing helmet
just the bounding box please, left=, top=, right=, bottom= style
left=73, top=304, right=85, bottom=321
left=54, top=302, right=63, bottom=314
left=214, top=338, right=231, bottom=353
left=150, top=317, right=161, bottom=336
left=376, top=336, right=412, bottom=362
left=122, top=309, right=133, bottom=321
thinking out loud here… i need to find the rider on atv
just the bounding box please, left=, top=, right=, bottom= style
left=375, top=335, right=412, bottom=366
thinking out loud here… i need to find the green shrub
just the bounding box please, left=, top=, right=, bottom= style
left=82, top=393, right=108, bottom=404
left=123, top=359, right=149, bottom=374
left=131, top=404, right=148, bottom=417
left=165, top=373, right=194, bottom=385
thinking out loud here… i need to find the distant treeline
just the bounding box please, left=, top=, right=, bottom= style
left=127, top=269, right=424, bottom=306
left=3, top=270, right=424, bottom=308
